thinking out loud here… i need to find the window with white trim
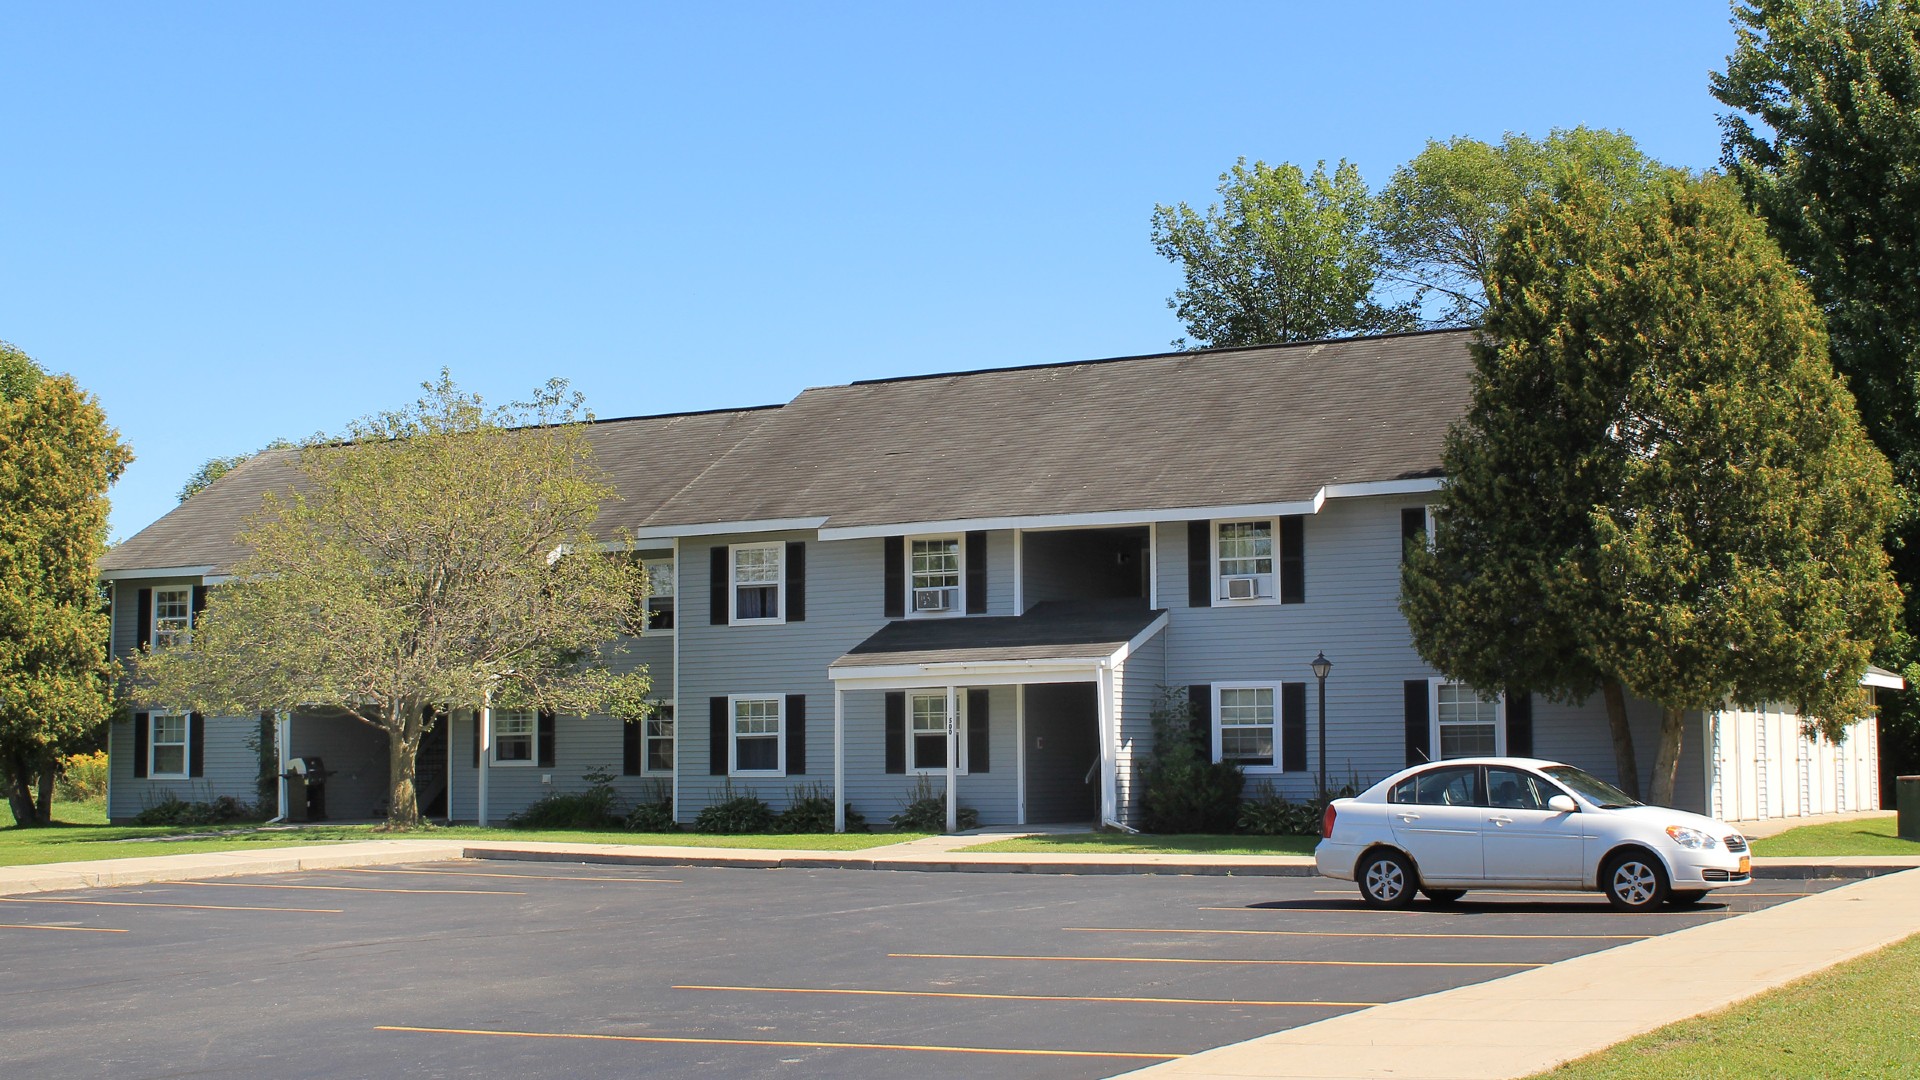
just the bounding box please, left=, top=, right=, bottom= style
left=149, top=712, right=189, bottom=778
left=908, top=692, right=968, bottom=773
left=647, top=561, right=676, bottom=630
left=492, top=709, right=537, bottom=765
left=153, top=587, right=192, bottom=649
left=1215, top=520, right=1274, bottom=601
left=645, top=705, right=675, bottom=773
left=907, top=537, right=962, bottom=616
left=1432, top=680, right=1504, bottom=759
left=730, top=544, right=784, bottom=623
left=731, top=696, right=784, bottom=775
left=1215, top=684, right=1278, bottom=768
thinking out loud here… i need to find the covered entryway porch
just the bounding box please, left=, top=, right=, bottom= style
left=826, top=601, right=1168, bottom=833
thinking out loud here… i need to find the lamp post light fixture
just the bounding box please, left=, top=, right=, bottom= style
left=1310, top=652, right=1332, bottom=798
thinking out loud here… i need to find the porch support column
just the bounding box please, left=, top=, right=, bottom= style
left=833, top=688, right=846, bottom=833
left=478, top=688, right=493, bottom=828
left=274, top=710, right=290, bottom=821
left=1097, top=661, right=1118, bottom=826
left=1015, top=684, right=1027, bottom=826
left=945, top=683, right=959, bottom=833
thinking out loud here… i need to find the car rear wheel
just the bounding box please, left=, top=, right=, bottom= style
left=1358, top=849, right=1417, bottom=909
left=1602, top=851, right=1669, bottom=912
left=1420, top=887, right=1465, bottom=905
left=1668, top=889, right=1708, bottom=907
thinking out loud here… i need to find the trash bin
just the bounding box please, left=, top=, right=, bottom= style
left=283, top=762, right=309, bottom=823
left=1900, top=776, right=1920, bottom=841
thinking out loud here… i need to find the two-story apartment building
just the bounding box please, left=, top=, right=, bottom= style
left=98, top=330, right=1890, bottom=827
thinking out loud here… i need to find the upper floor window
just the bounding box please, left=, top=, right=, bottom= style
left=908, top=692, right=968, bottom=773
left=493, top=709, right=538, bottom=765
left=731, top=543, right=783, bottom=623
left=908, top=537, right=962, bottom=615
left=153, top=587, right=192, bottom=648
left=1433, top=680, right=1503, bottom=759
left=1216, top=520, right=1274, bottom=601
left=647, top=562, right=676, bottom=630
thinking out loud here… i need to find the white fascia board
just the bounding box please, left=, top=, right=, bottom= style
left=99, top=565, right=216, bottom=581
left=1861, top=668, right=1906, bottom=690
left=628, top=517, right=827, bottom=540
left=1109, top=611, right=1171, bottom=667
left=829, top=658, right=1105, bottom=689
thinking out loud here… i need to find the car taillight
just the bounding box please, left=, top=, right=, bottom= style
left=1321, top=803, right=1338, bottom=839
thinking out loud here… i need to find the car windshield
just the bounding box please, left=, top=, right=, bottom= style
left=1540, top=765, right=1643, bottom=809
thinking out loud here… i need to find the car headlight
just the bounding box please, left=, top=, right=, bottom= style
left=1665, top=825, right=1718, bottom=850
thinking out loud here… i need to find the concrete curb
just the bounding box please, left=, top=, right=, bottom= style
left=0, top=840, right=465, bottom=896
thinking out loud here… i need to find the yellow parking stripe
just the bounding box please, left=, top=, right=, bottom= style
left=1065, top=926, right=1649, bottom=941
left=345, top=868, right=681, bottom=884
left=892, top=952, right=1542, bottom=969
left=0, top=922, right=128, bottom=934
left=375, top=1024, right=1183, bottom=1060
left=675, top=984, right=1384, bottom=1008
left=159, top=881, right=523, bottom=896
left=3, top=897, right=340, bottom=914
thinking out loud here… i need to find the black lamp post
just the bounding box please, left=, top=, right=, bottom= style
left=1310, top=652, right=1332, bottom=798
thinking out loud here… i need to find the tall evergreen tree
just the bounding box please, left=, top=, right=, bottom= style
left=0, top=342, right=131, bottom=825
left=1403, top=176, right=1900, bottom=806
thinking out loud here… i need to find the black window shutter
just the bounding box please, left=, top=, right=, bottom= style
left=473, top=712, right=481, bottom=768
left=710, top=546, right=729, bottom=625
left=966, top=688, right=990, bottom=772
left=191, top=584, right=208, bottom=619
left=133, top=712, right=150, bottom=777
left=1280, top=684, right=1307, bottom=773
left=884, top=537, right=905, bottom=618
left=1507, top=692, right=1534, bottom=757
left=1401, top=507, right=1428, bottom=563
left=1404, top=680, right=1431, bottom=766
left=1279, top=516, right=1305, bottom=603
left=1187, top=684, right=1211, bottom=751
left=965, top=532, right=988, bottom=614
left=538, top=710, right=556, bottom=768
left=785, top=542, right=806, bottom=622
left=622, top=720, right=642, bottom=776
left=189, top=713, right=205, bottom=777
left=709, top=697, right=728, bottom=775
left=785, top=694, right=807, bottom=774
left=1186, top=521, right=1211, bottom=607
left=884, top=691, right=906, bottom=773
left=136, top=588, right=152, bottom=650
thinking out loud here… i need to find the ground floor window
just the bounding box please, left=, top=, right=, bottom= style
left=1215, top=684, right=1278, bottom=767
left=909, top=692, right=967, bottom=773
left=1433, top=680, right=1503, bottom=759
left=732, top=696, right=783, bottom=775
left=646, top=706, right=675, bottom=773
left=493, top=709, right=537, bottom=764
left=150, top=712, right=189, bottom=778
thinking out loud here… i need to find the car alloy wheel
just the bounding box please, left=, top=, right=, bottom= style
left=1603, top=853, right=1669, bottom=912
left=1358, top=850, right=1416, bottom=909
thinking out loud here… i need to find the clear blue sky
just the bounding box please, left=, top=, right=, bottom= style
left=1, top=1, right=1739, bottom=543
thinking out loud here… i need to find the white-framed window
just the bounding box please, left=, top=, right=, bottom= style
left=153, top=587, right=192, bottom=648
left=1431, top=679, right=1504, bottom=760
left=645, top=705, right=675, bottom=774
left=149, top=712, right=190, bottom=778
left=907, top=691, right=968, bottom=773
left=730, top=695, right=784, bottom=775
left=1214, top=683, right=1280, bottom=769
left=647, top=561, right=676, bottom=631
left=730, top=544, right=784, bottom=624
left=1214, top=520, right=1276, bottom=602
left=492, top=709, right=538, bottom=765
left=907, top=536, right=963, bottom=616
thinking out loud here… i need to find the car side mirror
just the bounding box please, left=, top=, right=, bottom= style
left=1547, top=794, right=1577, bottom=813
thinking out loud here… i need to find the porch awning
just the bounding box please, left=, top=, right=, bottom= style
left=829, top=600, right=1168, bottom=684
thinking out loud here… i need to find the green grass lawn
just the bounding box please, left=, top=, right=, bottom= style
left=0, top=814, right=932, bottom=867
left=1750, top=814, right=1920, bottom=857
left=1530, top=932, right=1920, bottom=1079
left=960, top=832, right=1318, bottom=856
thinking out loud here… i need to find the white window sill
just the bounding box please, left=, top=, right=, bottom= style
left=489, top=760, right=538, bottom=768
left=147, top=773, right=191, bottom=781
left=906, top=768, right=970, bottom=777
left=728, top=618, right=787, bottom=627
left=728, top=770, right=786, bottom=779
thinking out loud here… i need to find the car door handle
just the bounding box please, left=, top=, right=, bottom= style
left=1488, top=815, right=1514, bottom=826
left=1395, top=813, right=1421, bottom=823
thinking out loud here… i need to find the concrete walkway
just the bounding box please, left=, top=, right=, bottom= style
left=2, top=829, right=1915, bottom=1080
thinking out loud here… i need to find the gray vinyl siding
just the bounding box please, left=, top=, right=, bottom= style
left=1113, top=630, right=1167, bottom=826
left=107, top=712, right=262, bottom=821
left=447, top=713, right=670, bottom=822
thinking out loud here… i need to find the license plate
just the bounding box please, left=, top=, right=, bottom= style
left=1738, top=856, right=1750, bottom=874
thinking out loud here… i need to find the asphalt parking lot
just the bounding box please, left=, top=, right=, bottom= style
left=0, top=861, right=1851, bottom=1080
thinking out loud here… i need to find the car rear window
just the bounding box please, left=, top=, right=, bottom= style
left=1389, top=765, right=1482, bottom=806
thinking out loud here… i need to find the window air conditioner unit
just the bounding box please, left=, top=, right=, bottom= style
left=1224, top=576, right=1260, bottom=601
left=913, top=588, right=952, bottom=612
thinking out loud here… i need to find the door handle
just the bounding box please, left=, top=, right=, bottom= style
left=1395, top=813, right=1421, bottom=822
left=1488, top=815, right=1514, bottom=826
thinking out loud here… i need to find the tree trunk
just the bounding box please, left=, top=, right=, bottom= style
left=36, top=770, right=54, bottom=824
left=1602, top=679, right=1642, bottom=799
left=386, top=701, right=423, bottom=828
left=3, top=751, right=45, bottom=826
left=1649, top=705, right=1688, bottom=808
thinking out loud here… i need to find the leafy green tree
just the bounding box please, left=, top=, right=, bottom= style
left=1402, top=175, right=1900, bottom=806
left=1151, top=158, right=1416, bottom=347
left=137, top=372, right=653, bottom=826
left=1375, top=128, right=1677, bottom=327
left=0, top=342, right=131, bottom=825
left=1713, top=0, right=1920, bottom=779
left=179, top=439, right=296, bottom=502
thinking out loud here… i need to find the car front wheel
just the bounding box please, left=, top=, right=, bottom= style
left=1602, top=852, right=1669, bottom=912
left=1357, top=849, right=1417, bottom=909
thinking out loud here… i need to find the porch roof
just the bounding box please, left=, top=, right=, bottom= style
left=830, top=600, right=1166, bottom=672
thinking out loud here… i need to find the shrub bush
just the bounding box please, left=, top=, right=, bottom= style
left=623, top=798, right=677, bottom=832
left=132, top=794, right=259, bottom=827
left=890, top=779, right=976, bottom=831
left=777, top=784, right=866, bottom=833
left=694, top=793, right=775, bottom=834
left=508, top=767, right=621, bottom=830
left=1139, top=688, right=1244, bottom=833
left=56, top=751, right=109, bottom=802
left=1236, top=784, right=1317, bottom=835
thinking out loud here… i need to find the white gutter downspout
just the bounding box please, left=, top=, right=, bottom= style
left=478, top=686, right=493, bottom=827
left=833, top=687, right=846, bottom=833
left=446, top=707, right=455, bottom=826
left=945, top=683, right=959, bottom=833
left=670, top=538, right=681, bottom=827
left=267, top=710, right=289, bottom=824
